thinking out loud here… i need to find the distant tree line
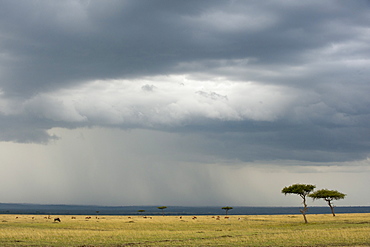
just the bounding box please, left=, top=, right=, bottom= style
left=155, top=206, right=234, bottom=216
left=138, top=184, right=346, bottom=222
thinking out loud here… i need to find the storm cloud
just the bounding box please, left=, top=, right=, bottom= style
left=0, top=0, right=369, bottom=206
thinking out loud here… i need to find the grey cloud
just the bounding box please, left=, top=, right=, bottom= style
left=141, top=84, right=156, bottom=92
left=1, top=0, right=369, bottom=95
left=171, top=120, right=370, bottom=163
left=196, top=91, right=228, bottom=101
left=2, top=1, right=370, bottom=208
left=1, top=72, right=369, bottom=162
left=0, top=0, right=369, bottom=165
left=0, top=114, right=58, bottom=143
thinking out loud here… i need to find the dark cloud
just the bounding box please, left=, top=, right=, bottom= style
left=166, top=118, right=370, bottom=163
left=0, top=0, right=369, bottom=165
left=1, top=0, right=368, bottom=95
left=0, top=114, right=57, bottom=143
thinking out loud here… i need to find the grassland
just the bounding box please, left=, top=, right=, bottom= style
left=0, top=213, right=369, bottom=246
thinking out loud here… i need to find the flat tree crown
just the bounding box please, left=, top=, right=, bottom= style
left=281, top=184, right=316, bottom=196
left=222, top=206, right=233, bottom=210
left=309, top=189, right=346, bottom=201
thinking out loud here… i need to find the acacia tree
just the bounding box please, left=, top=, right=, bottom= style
left=222, top=206, right=233, bottom=215
left=157, top=206, right=167, bottom=216
left=137, top=209, right=146, bottom=216
left=309, top=189, right=346, bottom=216
left=282, top=184, right=316, bottom=223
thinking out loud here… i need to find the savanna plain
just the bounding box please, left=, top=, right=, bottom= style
left=0, top=213, right=369, bottom=246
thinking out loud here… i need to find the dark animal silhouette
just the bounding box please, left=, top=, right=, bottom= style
left=54, top=218, right=61, bottom=222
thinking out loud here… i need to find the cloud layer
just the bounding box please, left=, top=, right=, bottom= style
left=0, top=1, right=369, bottom=206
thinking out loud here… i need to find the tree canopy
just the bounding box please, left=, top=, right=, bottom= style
left=309, top=189, right=346, bottom=216
left=282, top=184, right=316, bottom=198
left=309, top=189, right=346, bottom=201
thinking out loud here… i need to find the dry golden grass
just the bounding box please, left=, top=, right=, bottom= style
left=0, top=213, right=369, bottom=246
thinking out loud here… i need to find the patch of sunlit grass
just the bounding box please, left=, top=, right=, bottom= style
left=0, top=214, right=369, bottom=246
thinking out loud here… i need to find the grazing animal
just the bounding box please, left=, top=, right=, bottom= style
left=54, top=218, right=61, bottom=222
left=192, top=216, right=197, bottom=220
left=71, top=217, right=76, bottom=219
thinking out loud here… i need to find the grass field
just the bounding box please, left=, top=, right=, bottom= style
left=0, top=213, right=369, bottom=246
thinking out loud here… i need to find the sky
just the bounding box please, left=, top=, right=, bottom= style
left=0, top=0, right=369, bottom=207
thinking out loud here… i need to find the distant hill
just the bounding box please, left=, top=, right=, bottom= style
left=0, top=203, right=369, bottom=215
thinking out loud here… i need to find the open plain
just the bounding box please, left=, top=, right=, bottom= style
left=0, top=213, right=369, bottom=246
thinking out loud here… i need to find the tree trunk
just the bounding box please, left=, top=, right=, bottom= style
left=302, top=213, right=308, bottom=224
left=327, top=200, right=335, bottom=216
left=300, top=209, right=308, bottom=223
left=300, top=196, right=308, bottom=223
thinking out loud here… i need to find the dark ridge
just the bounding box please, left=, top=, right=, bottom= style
left=0, top=203, right=369, bottom=215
